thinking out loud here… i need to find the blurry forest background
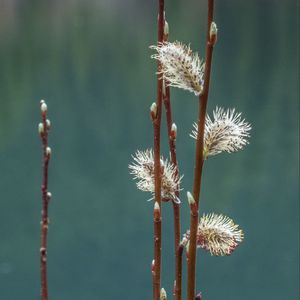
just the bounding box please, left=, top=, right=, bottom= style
left=0, top=0, right=299, bottom=299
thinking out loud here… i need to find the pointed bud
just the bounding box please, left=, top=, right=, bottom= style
left=154, top=201, right=161, bottom=220
left=46, top=147, right=52, bottom=157
left=187, top=191, right=195, bottom=206
left=195, top=292, right=202, bottom=300
left=160, top=288, right=167, bottom=300
left=164, top=21, right=169, bottom=37
left=209, top=22, right=218, bottom=45
left=150, top=102, right=157, bottom=120
left=38, top=123, right=44, bottom=134
left=170, top=123, right=177, bottom=140
left=40, top=100, right=47, bottom=113
left=151, top=259, right=155, bottom=275
left=163, top=19, right=169, bottom=42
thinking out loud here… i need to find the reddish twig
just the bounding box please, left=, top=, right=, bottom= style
left=152, top=1, right=165, bottom=299
left=161, top=17, right=182, bottom=300
left=38, top=100, right=52, bottom=300
left=153, top=202, right=162, bottom=300
left=187, top=1, right=216, bottom=299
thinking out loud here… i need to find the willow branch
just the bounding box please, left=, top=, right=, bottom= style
left=187, top=1, right=215, bottom=299
left=161, top=18, right=182, bottom=300
left=38, top=100, right=52, bottom=300
left=152, top=1, right=164, bottom=299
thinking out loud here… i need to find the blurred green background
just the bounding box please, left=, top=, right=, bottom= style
left=0, top=0, right=298, bottom=299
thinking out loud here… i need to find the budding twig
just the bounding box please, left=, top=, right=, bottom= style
left=153, top=201, right=162, bottom=300
left=187, top=1, right=216, bottom=299
left=39, top=100, right=52, bottom=300
left=160, top=17, right=183, bottom=300
left=152, top=2, right=165, bottom=299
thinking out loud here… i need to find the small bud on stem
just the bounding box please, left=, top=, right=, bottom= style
left=151, top=259, right=156, bottom=275
left=170, top=123, right=177, bottom=140
left=46, top=119, right=51, bottom=130
left=209, top=22, right=218, bottom=45
left=46, top=147, right=52, bottom=157
left=47, top=192, right=52, bottom=200
left=187, top=191, right=195, bottom=206
left=163, top=20, right=169, bottom=40
left=160, top=288, right=167, bottom=300
left=40, top=100, right=48, bottom=113
left=154, top=201, right=161, bottom=220
left=38, top=123, right=44, bottom=134
left=150, top=102, right=158, bottom=121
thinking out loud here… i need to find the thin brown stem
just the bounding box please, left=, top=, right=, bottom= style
left=187, top=1, right=215, bottom=300
left=162, top=19, right=182, bottom=300
left=153, top=203, right=162, bottom=300
left=39, top=100, right=51, bottom=300
left=175, top=242, right=184, bottom=300
left=152, top=1, right=164, bottom=299
left=163, top=82, right=182, bottom=300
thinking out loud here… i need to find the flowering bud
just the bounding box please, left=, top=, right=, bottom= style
left=47, top=192, right=52, bottom=199
left=150, top=102, right=157, bottom=120
left=129, top=150, right=182, bottom=202
left=151, top=42, right=204, bottom=96
left=209, top=22, right=218, bottom=45
left=190, top=107, right=251, bottom=158
left=160, top=288, right=167, bottom=300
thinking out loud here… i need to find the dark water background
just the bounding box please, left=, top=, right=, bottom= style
left=0, top=0, right=299, bottom=299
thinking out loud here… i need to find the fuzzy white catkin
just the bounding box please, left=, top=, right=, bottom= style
left=151, top=41, right=205, bottom=96
left=191, top=107, right=251, bottom=158
left=129, top=149, right=182, bottom=202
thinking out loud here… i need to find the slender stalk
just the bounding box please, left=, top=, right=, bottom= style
left=39, top=100, right=51, bottom=300
left=187, top=1, right=215, bottom=299
left=161, top=18, right=182, bottom=300
left=175, top=242, right=184, bottom=299
left=164, top=82, right=182, bottom=300
left=153, top=203, right=162, bottom=300
left=152, top=1, right=165, bottom=299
